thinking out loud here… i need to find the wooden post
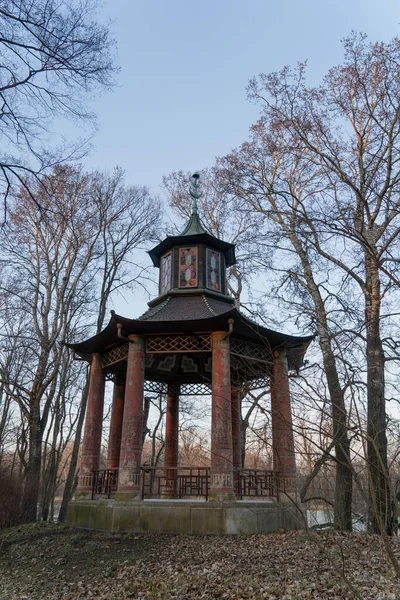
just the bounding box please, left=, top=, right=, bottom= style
left=271, top=349, right=296, bottom=495
left=231, top=390, right=242, bottom=494
left=78, top=353, right=105, bottom=494
left=210, top=331, right=235, bottom=501
left=107, top=381, right=125, bottom=469
left=116, top=335, right=145, bottom=498
left=164, top=383, right=180, bottom=496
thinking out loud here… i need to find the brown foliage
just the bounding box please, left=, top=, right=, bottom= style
left=1, top=525, right=400, bottom=599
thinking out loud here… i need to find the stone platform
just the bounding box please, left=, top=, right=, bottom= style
left=67, top=499, right=304, bottom=534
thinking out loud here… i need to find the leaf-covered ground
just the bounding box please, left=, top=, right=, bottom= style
left=0, top=523, right=399, bottom=599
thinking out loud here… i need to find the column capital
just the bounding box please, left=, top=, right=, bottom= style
left=128, top=334, right=145, bottom=349
left=273, top=348, right=288, bottom=361
left=167, top=382, right=180, bottom=395
left=90, top=352, right=103, bottom=368
left=211, top=330, right=230, bottom=349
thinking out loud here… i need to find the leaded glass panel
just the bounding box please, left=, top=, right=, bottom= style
left=206, top=249, right=221, bottom=292
left=179, top=247, right=198, bottom=288
left=160, top=251, right=172, bottom=294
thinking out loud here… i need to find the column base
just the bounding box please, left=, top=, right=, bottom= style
left=161, top=482, right=178, bottom=499
left=277, top=491, right=301, bottom=505
left=209, top=491, right=236, bottom=502
left=68, top=499, right=303, bottom=534
left=114, top=491, right=141, bottom=502
left=209, top=473, right=235, bottom=502
left=276, top=474, right=298, bottom=503
left=74, top=490, right=92, bottom=500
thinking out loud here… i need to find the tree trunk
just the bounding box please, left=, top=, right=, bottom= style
left=365, top=256, right=392, bottom=534
left=41, top=454, right=55, bottom=521
left=323, top=349, right=353, bottom=531
left=58, top=376, right=89, bottom=523
left=21, top=402, right=42, bottom=522
left=41, top=417, right=61, bottom=522
left=142, top=395, right=151, bottom=446
left=295, top=241, right=353, bottom=531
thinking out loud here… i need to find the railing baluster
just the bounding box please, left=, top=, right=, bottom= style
left=91, top=467, right=283, bottom=501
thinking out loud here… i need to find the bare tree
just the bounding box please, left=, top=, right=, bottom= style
left=0, top=167, right=102, bottom=521
left=0, top=0, right=116, bottom=219
left=0, top=165, right=161, bottom=522
left=218, top=142, right=354, bottom=530
left=91, top=167, right=160, bottom=331
left=219, top=33, right=400, bottom=534
left=59, top=168, right=161, bottom=521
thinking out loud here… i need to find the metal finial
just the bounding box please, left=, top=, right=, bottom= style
left=189, top=171, right=202, bottom=213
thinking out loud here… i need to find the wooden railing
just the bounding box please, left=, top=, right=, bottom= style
left=141, top=466, right=210, bottom=500
left=92, top=468, right=118, bottom=498
left=236, top=469, right=278, bottom=499
left=92, top=467, right=287, bottom=500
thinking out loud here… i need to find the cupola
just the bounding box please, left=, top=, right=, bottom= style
left=148, top=173, right=236, bottom=306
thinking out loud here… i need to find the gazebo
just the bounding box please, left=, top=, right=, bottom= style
left=67, top=174, right=313, bottom=534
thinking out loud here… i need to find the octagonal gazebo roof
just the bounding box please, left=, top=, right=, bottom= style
left=68, top=173, right=313, bottom=393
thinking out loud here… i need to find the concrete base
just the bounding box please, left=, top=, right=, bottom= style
left=67, top=499, right=305, bottom=534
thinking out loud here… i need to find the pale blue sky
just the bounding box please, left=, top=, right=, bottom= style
left=82, top=0, right=399, bottom=195
left=73, top=0, right=399, bottom=315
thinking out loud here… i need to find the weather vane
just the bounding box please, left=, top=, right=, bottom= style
left=189, top=171, right=202, bottom=214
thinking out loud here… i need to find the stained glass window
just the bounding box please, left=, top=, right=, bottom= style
left=160, top=251, right=172, bottom=294
left=179, top=247, right=198, bottom=288
left=206, top=249, right=221, bottom=292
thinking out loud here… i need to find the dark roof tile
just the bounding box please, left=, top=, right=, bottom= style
left=138, top=295, right=233, bottom=322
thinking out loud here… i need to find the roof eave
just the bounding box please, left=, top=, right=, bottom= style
left=148, top=233, right=236, bottom=267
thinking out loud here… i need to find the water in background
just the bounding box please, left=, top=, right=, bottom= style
left=307, top=509, right=367, bottom=531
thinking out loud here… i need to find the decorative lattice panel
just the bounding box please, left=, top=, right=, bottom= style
left=231, top=375, right=270, bottom=392
left=230, top=337, right=272, bottom=363
left=102, top=343, right=129, bottom=367
left=146, top=334, right=211, bottom=353
left=105, top=371, right=117, bottom=383
left=180, top=382, right=211, bottom=396
left=143, top=380, right=168, bottom=394
left=142, top=380, right=211, bottom=396
left=231, top=354, right=266, bottom=372
left=106, top=370, right=127, bottom=385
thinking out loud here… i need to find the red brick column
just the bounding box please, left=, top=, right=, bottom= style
left=78, top=353, right=105, bottom=494
left=271, top=349, right=296, bottom=494
left=210, top=331, right=235, bottom=501
left=107, top=381, right=125, bottom=469
left=231, top=391, right=242, bottom=493
left=116, top=335, right=145, bottom=498
left=164, top=383, right=179, bottom=496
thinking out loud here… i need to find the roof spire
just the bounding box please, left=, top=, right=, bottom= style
left=178, top=172, right=207, bottom=236
left=189, top=171, right=202, bottom=215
